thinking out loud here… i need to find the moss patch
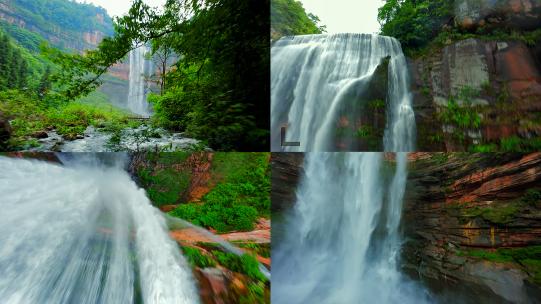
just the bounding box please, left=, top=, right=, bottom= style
left=457, top=246, right=541, bottom=285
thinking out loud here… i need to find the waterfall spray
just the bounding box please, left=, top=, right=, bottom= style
left=0, top=156, right=199, bottom=304
left=128, top=46, right=152, bottom=116
left=271, top=33, right=416, bottom=151
left=272, top=153, right=430, bottom=304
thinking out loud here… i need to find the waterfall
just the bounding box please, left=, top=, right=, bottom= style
left=272, top=153, right=431, bottom=303
left=128, top=46, right=152, bottom=116
left=271, top=33, right=416, bottom=152
left=0, top=155, right=199, bottom=304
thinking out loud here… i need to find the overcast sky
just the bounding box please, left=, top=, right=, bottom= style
left=77, top=0, right=166, bottom=17
left=299, top=0, right=383, bottom=34
left=79, top=0, right=382, bottom=33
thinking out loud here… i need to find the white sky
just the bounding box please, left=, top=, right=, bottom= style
left=299, top=0, right=383, bottom=34
left=76, top=0, right=166, bottom=17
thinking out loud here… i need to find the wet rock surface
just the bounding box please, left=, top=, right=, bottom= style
left=403, top=153, right=541, bottom=302
left=271, top=153, right=304, bottom=212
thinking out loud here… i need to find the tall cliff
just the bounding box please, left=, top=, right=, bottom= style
left=410, top=0, right=541, bottom=151
left=0, top=0, right=129, bottom=105
left=404, top=153, right=541, bottom=303
left=0, top=0, right=113, bottom=52
left=272, top=152, right=541, bottom=303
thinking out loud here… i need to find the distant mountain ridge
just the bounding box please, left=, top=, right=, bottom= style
left=0, top=0, right=114, bottom=52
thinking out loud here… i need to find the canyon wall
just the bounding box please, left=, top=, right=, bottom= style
left=404, top=153, right=541, bottom=302
left=411, top=0, right=541, bottom=151
left=271, top=152, right=304, bottom=212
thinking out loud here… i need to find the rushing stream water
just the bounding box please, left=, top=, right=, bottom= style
left=271, top=33, right=416, bottom=151
left=0, top=154, right=199, bottom=304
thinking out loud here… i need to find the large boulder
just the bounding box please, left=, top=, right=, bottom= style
left=455, top=0, right=541, bottom=30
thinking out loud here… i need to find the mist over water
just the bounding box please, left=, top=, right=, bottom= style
left=272, top=153, right=431, bottom=303
left=271, top=33, right=416, bottom=151
left=0, top=155, right=199, bottom=304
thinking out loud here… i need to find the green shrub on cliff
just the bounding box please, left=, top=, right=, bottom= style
left=169, top=153, right=270, bottom=233
left=170, top=183, right=260, bottom=233
left=271, top=0, right=325, bottom=39
left=378, top=0, right=454, bottom=51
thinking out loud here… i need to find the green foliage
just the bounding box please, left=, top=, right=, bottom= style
left=270, top=0, right=324, bottom=39
left=430, top=153, right=448, bottom=164
left=8, top=0, right=113, bottom=38
left=378, top=0, right=454, bottom=51
left=470, top=143, right=498, bottom=152
left=0, top=20, right=48, bottom=53
left=136, top=153, right=192, bottom=207
left=0, top=33, right=30, bottom=91
left=169, top=152, right=270, bottom=233
left=438, top=87, right=482, bottom=144
left=181, top=246, right=216, bottom=268
left=212, top=251, right=267, bottom=282
left=496, top=136, right=541, bottom=152
left=368, top=99, right=386, bottom=110
left=236, top=243, right=271, bottom=258
left=46, top=0, right=270, bottom=151
left=462, top=204, right=519, bottom=224
left=0, top=89, right=134, bottom=149
left=356, top=126, right=375, bottom=138
left=239, top=282, right=268, bottom=304
left=520, top=189, right=541, bottom=207
left=170, top=184, right=260, bottom=232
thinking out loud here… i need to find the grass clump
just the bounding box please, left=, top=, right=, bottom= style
left=212, top=251, right=267, bottom=282
left=182, top=246, right=216, bottom=268
left=0, top=89, right=138, bottom=149
left=458, top=246, right=541, bottom=285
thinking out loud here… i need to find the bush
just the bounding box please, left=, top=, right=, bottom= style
left=212, top=251, right=267, bottom=282
left=170, top=183, right=260, bottom=233
left=182, top=246, right=216, bottom=268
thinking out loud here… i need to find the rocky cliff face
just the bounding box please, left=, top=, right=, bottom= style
left=271, top=153, right=304, bottom=212
left=403, top=153, right=541, bottom=303
left=412, top=38, right=541, bottom=151
left=411, top=1, right=541, bottom=151
left=0, top=5, right=108, bottom=52
left=455, top=0, right=541, bottom=30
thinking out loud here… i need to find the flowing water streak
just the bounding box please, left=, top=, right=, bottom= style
left=129, top=46, right=152, bottom=116
left=0, top=156, right=199, bottom=304
left=272, top=153, right=430, bottom=304
left=271, top=33, right=416, bottom=151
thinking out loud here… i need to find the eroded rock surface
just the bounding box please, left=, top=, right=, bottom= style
left=403, top=153, right=541, bottom=302
left=455, top=0, right=541, bottom=30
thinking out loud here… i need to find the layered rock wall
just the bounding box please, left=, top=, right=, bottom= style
left=403, top=153, right=541, bottom=302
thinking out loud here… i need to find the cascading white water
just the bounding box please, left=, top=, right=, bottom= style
left=128, top=46, right=152, bottom=116
left=271, top=33, right=416, bottom=152
left=272, top=153, right=431, bottom=304
left=0, top=155, right=199, bottom=304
